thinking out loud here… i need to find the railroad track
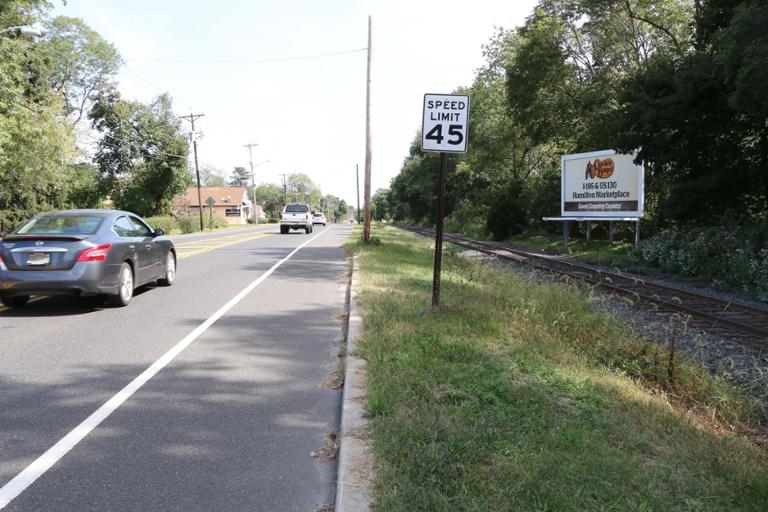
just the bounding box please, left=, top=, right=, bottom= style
left=405, top=226, right=768, bottom=344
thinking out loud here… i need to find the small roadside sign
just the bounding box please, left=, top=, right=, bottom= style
left=205, top=196, right=215, bottom=207
left=421, top=94, right=470, bottom=153
left=420, top=93, right=471, bottom=308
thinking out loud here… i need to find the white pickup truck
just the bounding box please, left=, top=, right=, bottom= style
left=280, top=203, right=313, bottom=234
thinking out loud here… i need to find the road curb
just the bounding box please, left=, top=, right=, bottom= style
left=335, top=255, right=373, bottom=512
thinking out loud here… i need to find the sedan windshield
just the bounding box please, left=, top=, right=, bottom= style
left=285, top=205, right=309, bottom=213
left=15, top=215, right=104, bottom=235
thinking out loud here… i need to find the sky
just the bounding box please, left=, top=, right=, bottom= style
left=53, top=0, right=538, bottom=205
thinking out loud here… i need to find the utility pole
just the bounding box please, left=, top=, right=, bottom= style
left=279, top=173, right=289, bottom=206
left=363, top=15, right=373, bottom=243
left=179, top=113, right=205, bottom=231
left=244, top=142, right=258, bottom=222
left=356, top=164, right=361, bottom=223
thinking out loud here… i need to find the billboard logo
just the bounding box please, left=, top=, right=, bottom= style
left=585, top=158, right=614, bottom=179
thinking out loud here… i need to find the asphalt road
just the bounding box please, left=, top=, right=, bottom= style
left=0, top=224, right=352, bottom=511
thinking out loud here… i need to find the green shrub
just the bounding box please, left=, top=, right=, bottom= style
left=178, top=215, right=201, bottom=234
left=207, top=215, right=228, bottom=229
left=634, top=222, right=768, bottom=300
left=444, top=200, right=489, bottom=239
left=754, top=249, right=768, bottom=300
left=144, top=216, right=178, bottom=234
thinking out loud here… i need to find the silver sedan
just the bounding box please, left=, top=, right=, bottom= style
left=0, top=209, right=176, bottom=307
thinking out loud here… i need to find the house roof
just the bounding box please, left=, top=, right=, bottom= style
left=185, top=187, right=250, bottom=207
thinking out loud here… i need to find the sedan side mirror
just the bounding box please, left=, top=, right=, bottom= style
left=153, top=228, right=165, bottom=237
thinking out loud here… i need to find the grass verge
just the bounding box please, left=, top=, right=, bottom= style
left=349, top=225, right=768, bottom=511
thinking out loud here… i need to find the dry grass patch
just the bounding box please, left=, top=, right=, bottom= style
left=322, top=369, right=344, bottom=390
left=310, top=431, right=340, bottom=461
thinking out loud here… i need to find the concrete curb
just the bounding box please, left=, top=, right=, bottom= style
left=335, top=255, right=373, bottom=512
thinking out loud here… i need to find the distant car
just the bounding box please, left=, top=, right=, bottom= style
left=0, top=209, right=176, bottom=308
left=280, top=203, right=313, bottom=234
left=312, top=212, right=327, bottom=226
left=348, top=218, right=357, bottom=224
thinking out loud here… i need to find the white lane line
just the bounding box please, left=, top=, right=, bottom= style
left=0, top=228, right=331, bottom=509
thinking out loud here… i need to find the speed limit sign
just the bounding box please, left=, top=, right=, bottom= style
left=421, top=93, right=470, bottom=153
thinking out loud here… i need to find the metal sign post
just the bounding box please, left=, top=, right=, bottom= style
left=432, top=152, right=449, bottom=307
left=421, top=93, right=469, bottom=308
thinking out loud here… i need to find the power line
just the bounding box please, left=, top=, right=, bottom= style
left=8, top=35, right=198, bottom=113
left=121, top=66, right=196, bottom=112
left=125, top=47, right=367, bottom=65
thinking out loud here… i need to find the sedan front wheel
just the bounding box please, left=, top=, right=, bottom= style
left=109, top=262, right=134, bottom=307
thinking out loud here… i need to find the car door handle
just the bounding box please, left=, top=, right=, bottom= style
left=129, top=245, right=135, bottom=251
left=145, top=244, right=152, bottom=249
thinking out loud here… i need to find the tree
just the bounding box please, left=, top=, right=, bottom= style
left=229, top=166, right=250, bottom=187
left=286, top=173, right=321, bottom=207
left=90, top=90, right=192, bottom=216
left=372, top=188, right=390, bottom=221
left=613, top=0, right=768, bottom=223
left=506, top=0, right=692, bottom=151
left=322, top=194, right=341, bottom=221
left=0, top=99, right=74, bottom=232
left=0, top=1, right=75, bottom=232
left=253, top=183, right=284, bottom=214
left=715, top=1, right=768, bottom=209
left=39, top=16, right=122, bottom=125
left=466, top=29, right=561, bottom=228
left=63, top=162, right=104, bottom=208
left=487, top=182, right=527, bottom=241
left=334, top=199, right=348, bottom=223
left=200, top=165, right=226, bottom=186
left=389, top=136, right=443, bottom=224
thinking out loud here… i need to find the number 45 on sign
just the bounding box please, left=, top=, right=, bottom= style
left=421, top=94, right=470, bottom=153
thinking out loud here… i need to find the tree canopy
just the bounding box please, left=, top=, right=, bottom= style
left=0, top=2, right=192, bottom=231
left=40, top=15, right=122, bottom=125
left=229, top=166, right=250, bottom=187
left=385, top=0, right=766, bottom=237
left=89, top=90, right=191, bottom=216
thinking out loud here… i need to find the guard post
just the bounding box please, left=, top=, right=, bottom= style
left=421, top=93, right=470, bottom=308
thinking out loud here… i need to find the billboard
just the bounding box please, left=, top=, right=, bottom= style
left=561, top=149, right=644, bottom=218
